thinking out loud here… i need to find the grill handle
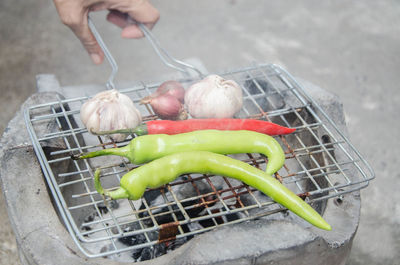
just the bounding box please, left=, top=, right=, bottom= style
left=87, top=15, right=204, bottom=91
left=133, top=19, right=204, bottom=78
left=88, top=16, right=118, bottom=90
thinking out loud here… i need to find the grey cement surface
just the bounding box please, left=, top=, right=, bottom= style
left=0, top=0, right=399, bottom=264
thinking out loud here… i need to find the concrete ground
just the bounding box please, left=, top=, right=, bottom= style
left=1, top=0, right=399, bottom=264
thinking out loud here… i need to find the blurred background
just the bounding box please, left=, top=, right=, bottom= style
left=1, top=1, right=399, bottom=264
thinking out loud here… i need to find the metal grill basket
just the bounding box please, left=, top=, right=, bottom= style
left=24, top=19, right=374, bottom=260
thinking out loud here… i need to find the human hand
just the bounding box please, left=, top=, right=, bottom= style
left=53, top=0, right=160, bottom=64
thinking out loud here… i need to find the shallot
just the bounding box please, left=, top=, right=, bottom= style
left=141, top=80, right=187, bottom=120
left=80, top=89, right=142, bottom=142
left=184, top=75, right=243, bottom=118
left=156, top=80, right=185, bottom=103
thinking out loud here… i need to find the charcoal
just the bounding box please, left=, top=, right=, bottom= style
left=139, top=204, right=178, bottom=225
left=118, top=233, right=146, bottom=246
left=97, top=200, right=119, bottom=214
left=153, top=243, right=167, bottom=258
left=176, top=176, right=211, bottom=198
left=131, top=248, right=142, bottom=261
left=138, top=247, right=153, bottom=261
left=81, top=212, right=97, bottom=231
left=225, top=212, right=241, bottom=222
left=182, top=194, right=216, bottom=218
left=116, top=223, right=170, bottom=262
left=142, top=188, right=167, bottom=205
left=199, top=218, right=215, bottom=228
left=83, top=212, right=96, bottom=223
left=165, top=237, right=189, bottom=251
left=139, top=178, right=213, bottom=225
left=118, top=222, right=148, bottom=246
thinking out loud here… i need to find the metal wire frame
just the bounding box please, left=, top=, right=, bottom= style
left=87, top=15, right=203, bottom=90
left=24, top=63, right=374, bottom=259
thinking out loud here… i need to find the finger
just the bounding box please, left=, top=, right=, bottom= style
left=54, top=0, right=104, bottom=64
left=106, top=1, right=159, bottom=39
left=106, top=10, right=129, bottom=28
left=123, top=1, right=160, bottom=33
left=89, top=2, right=108, bottom=12
left=125, top=1, right=160, bottom=30
left=69, top=14, right=104, bottom=64
left=72, top=17, right=104, bottom=64
left=121, top=24, right=144, bottom=39
left=106, top=10, right=144, bottom=39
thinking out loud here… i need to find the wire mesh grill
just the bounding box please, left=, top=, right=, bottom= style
left=24, top=64, right=374, bottom=260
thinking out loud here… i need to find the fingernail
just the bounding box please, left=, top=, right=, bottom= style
left=90, top=53, right=102, bottom=64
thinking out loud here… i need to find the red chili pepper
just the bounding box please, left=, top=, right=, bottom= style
left=144, top=119, right=295, bottom=135
left=93, top=119, right=295, bottom=137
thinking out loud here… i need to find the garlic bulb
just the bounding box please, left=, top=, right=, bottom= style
left=80, top=89, right=142, bottom=142
left=184, top=75, right=243, bottom=118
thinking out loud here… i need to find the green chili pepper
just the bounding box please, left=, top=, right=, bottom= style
left=75, top=130, right=285, bottom=175
left=94, top=151, right=331, bottom=231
